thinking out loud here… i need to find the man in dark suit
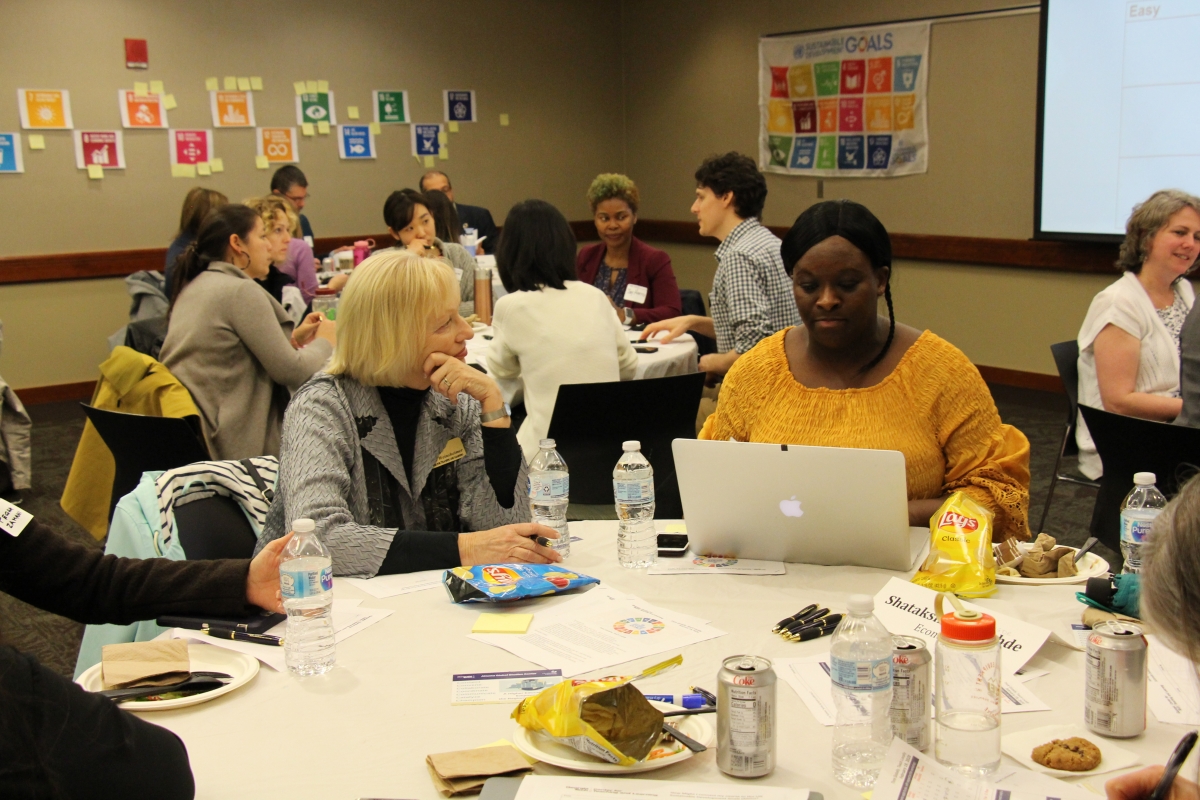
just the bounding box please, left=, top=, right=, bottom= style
left=419, top=169, right=499, bottom=254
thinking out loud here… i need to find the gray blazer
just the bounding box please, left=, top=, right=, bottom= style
left=255, top=372, right=530, bottom=577
left=161, top=262, right=332, bottom=460
left=1177, top=300, right=1200, bottom=427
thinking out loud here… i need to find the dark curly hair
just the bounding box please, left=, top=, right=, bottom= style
left=694, top=152, right=767, bottom=220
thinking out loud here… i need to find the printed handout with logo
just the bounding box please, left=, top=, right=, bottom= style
left=169, top=129, right=214, bottom=165
left=337, top=124, right=375, bottom=159
left=17, top=89, right=73, bottom=130
left=257, top=127, right=298, bottom=163
left=759, top=20, right=929, bottom=177
left=210, top=91, right=255, bottom=128
left=648, top=554, right=785, bottom=576
left=451, top=669, right=563, bottom=705
left=296, top=92, right=336, bottom=126
left=73, top=130, right=125, bottom=170
left=0, top=134, right=24, bottom=174
left=443, top=90, right=476, bottom=123
left=118, top=90, right=167, bottom=129
left=468, top=587, right=726, bottom=677
left=373, top=90, right=410, bottom=124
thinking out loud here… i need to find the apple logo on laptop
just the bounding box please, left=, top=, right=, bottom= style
left=779, top=495, right=804, bottom=518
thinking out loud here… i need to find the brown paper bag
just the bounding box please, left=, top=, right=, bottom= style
left=101, top=640, right=191, bottom=689
left=426, top=745, right=532, bottom=796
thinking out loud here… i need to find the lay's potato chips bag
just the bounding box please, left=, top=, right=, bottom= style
left=911, top=492, right=996, bottom=597
left=443, top=564, right=599, bottom=603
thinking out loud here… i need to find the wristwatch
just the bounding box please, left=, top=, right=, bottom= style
left=480, top=406, right=510, bottom=423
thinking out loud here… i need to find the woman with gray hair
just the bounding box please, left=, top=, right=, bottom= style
left=1105, top=473, right=1200, bottom=800
left=1075, top=189, right=1200, bottom=478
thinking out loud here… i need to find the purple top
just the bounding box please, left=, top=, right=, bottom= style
left=277, top=238, right=318, bottom=305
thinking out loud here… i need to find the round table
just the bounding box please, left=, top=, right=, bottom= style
left=143, top=522, right=1195, bottom=799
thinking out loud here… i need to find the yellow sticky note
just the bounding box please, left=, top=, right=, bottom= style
left=205, top=77, right=219, bottom=91
left=423, top=155, right=435, bottom=168
left=171, top=164, right=196, bottom=178
left=87, top=164, right=104, bottom=179
left=664, top=523, right=687, bottom=533
left=317, top=80, right=329, bottom=93
left=316, top=120, right=330, bottom=135
left=197, top=162, right=212, bottom=176
left=223, top=76, right=237, bottom=91
left=305, top=80, right=318, bottom=93
left=163, top=94, right=177, bottom=110
left=439, top=147, right=449, bottom=161
left=293, top=81, right=306, bottom=96
left=133, top=81, right=149, bottom=94
left=347, top=106, right=359, bottom=119
left=250, top=76, right=263, bottom=91
left=237, top=77, right=251, bottom=91
left=369, top=122, right=381, bottom=135
left=149, top=80, right=164, bottom=94
left=27, top=134, right=45, bottom=150
left=472, top=613, right=533, bottom=634
left=255, top=155, right=270, bottom=169
left=437, top=131, right=448, bottom=145
left=500, top=113, right=510, bottom=126
left=301, top=122, right=315, bottom=137
left=209, top=157, right=224, bottom=173
left=448, top=121, right=459, bottom=133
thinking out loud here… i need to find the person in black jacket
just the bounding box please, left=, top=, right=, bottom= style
left=0, top=510, right=291, bottom=800
left=419, top=170, right=498, bottom=254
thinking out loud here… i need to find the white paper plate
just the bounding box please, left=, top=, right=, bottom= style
left=1001, top=723, right=1140, bottom=777
left=995, top=544, right=1109, bottom=585
left=511, top=701, right=714, bottom=774
left=77, top=642, right=259, bottom=711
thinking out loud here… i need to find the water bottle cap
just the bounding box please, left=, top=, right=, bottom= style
left=1134, top=472, right=1156, bottom=485
left=847, top=594, right=874, bottom=614
left=292, top=518, right=315, bottom=533
left=540, top=438, right=556, bottom=449
left=941, top=610, right=996, bottom=641
left=623, top=440, right=641, bottom=451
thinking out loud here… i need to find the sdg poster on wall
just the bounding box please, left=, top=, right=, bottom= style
left=758, top=20, right=929, bottom=177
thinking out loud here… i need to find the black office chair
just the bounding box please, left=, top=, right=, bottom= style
left=174, top=495, right=260, bottom=559
left=545, top=372, right=706, bottom=518
left=1036, top=341, right=1101, bottom=533
left=82, top=405, right=210, bottom=523
left=679, top=289, right=718, bottom=357
left=1077, top=403, right=1200, bottom=562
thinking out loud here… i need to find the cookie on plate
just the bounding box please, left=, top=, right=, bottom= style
left=1031, top=737, right=1102, bottom=771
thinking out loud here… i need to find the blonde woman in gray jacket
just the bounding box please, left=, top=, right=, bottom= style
left=162, top=204, right=335, bottom=460
left=254, top=249, right=560, bottom=577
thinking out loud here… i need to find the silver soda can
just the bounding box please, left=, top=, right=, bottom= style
left=717, top=655, right=776, bottom=777
left=1085, top=620, right=1147, bottom=738
left=890, top=635, right=932, bottom=750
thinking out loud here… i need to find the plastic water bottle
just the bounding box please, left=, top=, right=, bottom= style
left=529, top=439, right=570, bottom=558
left=830, top=594, right=894, bottom=789
left=1119, top=472, right=1166, bottom=573
left=280, top=518, right=336, bottom=676
left=614, top=441, right=656, bottom=569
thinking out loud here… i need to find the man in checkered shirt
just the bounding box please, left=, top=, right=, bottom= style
left=642, top=152, right=800, bottom=380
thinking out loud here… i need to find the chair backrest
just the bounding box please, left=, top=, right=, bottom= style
left=1078, top=403, right=1200, bottom=559
left=678, top=289, right=718, bottom=357
left=1049, top=340, right=1082, bottom=411
left=174, top=494, right=259, bottom=559
left=545, top=372, right=706, bottom=517
left=82, top=405, right=210, bottom=521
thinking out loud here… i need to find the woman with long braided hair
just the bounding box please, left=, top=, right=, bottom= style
left=698, top=200, right=1032, bottom=541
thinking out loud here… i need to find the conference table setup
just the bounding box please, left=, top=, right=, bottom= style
left=127, top=521, right=1198, bottom=800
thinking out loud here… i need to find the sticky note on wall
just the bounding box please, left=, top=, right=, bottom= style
left=347, top=106, right=359, bottom=119
left=448, top=121, right=459, bottom=133
left=423, top=155, right=435, bottom=168
left=500, top=113, right=510, bottom=126
left=197, top=162, right=212, bottom=176
left=150, top=80, right=164, bottom=94
left=134, top=81, right=149, bottom=94
left=206, top=77, right=219, bottom=91
left=87, top=164, right=104, bottom=179
left=224, top=76, right=237, bottom=90
left=237, top=77, right=251, bottom=91
left=305, top=80, right=318, bottom=93
left=369, top=122, right=381, bottom=135
left=317, top=80, right=329, bottom=93
left=293, top=81, right=306, bottom=95
left=171, top=164, right=197, bottom=178
left=317, top=120, right=330, bottom=134
left=301, top=122, right=315, bottom=136
left=28, top=135, right=45, bottom=150
left=163, top=94, right=177, bottom=110
left=250, top=76, right=263, bottom=91
left=209, top=157, right=224, bottom=172
left=255, top=155, right=269, bottom=169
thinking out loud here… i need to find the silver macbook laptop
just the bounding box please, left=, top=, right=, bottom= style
left=673, top=439, right=928, bottom=571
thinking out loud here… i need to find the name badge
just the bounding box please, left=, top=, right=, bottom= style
left=303, top=235, right=314, bottom=248
left=0, top=499, right=33, bottom=537
left=623, top=283, right=648, bottom=304
left=434, top=437, right=467, bottom=469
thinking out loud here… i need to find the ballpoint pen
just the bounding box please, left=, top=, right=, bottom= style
left=772, top=604, right=818, bottom=632
left=1148, top=731, right=1199, bottom=800
left=203, top=627, right=284, bottom=646
left=784, top=610, right=835, bottom=636
left=787, top=614, right=843, bottom=641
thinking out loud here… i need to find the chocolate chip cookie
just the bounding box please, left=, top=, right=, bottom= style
left=1031, top=737, right=1102, bottom=771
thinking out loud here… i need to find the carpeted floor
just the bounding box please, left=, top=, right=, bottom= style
left=4, top=386, right=1106, bottom=679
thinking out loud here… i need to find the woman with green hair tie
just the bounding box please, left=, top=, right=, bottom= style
left=576, top=173, right=682, bottom=326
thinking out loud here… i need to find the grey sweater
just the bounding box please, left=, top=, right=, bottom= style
left=255, top=372, right=530, bottom=577
left=161, top=261, right=332, bottom=460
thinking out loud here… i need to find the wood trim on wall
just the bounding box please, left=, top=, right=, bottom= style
left=15, top=380, right=96, bottom=406
left=0, top=222, right=1121, bottom=285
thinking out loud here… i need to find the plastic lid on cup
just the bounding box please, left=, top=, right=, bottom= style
left=941, top=609, right=996, bottom=642
left=292, top=518, right=315, bottom=533
left=539, top=438, right=556, bottom=449
left=847, top=594, right=874, bottom=615
left=623, top=440, right=641, bottom=452
left=1134, top=472, right=1157, bottom=485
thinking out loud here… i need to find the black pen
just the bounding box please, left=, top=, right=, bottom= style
left=787, top=615, right=843, bottom=641
left=691, top=685, right=717, bottom=706
left=203, top=627, right=283, bottom=647
left=772, top=604, right=818, bottom=632
left=785, top=610, right=835, bottom=635
left=788, top=624, right=839, bottom=643
left=1149, top=731, right=1199, bottom=800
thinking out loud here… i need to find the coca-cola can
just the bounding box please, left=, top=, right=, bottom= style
left=891, top=635, right=932, bottom=750
left=717, top=655, right=776, bottom=777
left=1085, top=620, right=1147, bottom=738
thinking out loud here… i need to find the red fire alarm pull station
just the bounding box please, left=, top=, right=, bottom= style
left=125, top=38, right=148, bottom=69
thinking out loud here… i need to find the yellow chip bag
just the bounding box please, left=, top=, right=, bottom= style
left=911, top=492, right=996, bottom=597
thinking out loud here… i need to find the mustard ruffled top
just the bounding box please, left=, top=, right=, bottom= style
left=699, top=329, right=1032, bottom=542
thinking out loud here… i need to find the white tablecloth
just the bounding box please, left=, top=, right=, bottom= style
left=144, top=522, right=1195, bottom=800
left=464, top=327, right=699, bottom=405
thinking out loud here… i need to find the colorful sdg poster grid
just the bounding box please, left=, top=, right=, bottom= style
left=759, top=21, right=929, bottom=177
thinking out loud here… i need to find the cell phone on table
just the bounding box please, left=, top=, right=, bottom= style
left=634, top=345, right=658, bottom=354
left=657, top=533, right=689, bottom=556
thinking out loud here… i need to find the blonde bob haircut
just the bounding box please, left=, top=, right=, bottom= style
left=326, top=249, right=460, bottom=386
left=243, top=194, right=301, bottom=238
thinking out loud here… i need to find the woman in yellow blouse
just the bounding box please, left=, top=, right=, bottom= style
left=700, top=200, right=1031, bottom=541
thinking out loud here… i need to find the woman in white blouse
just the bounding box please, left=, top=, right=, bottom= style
left=487, top=200, right=637, bottom=459
left=1076, top=189, right=1200, bottom=478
